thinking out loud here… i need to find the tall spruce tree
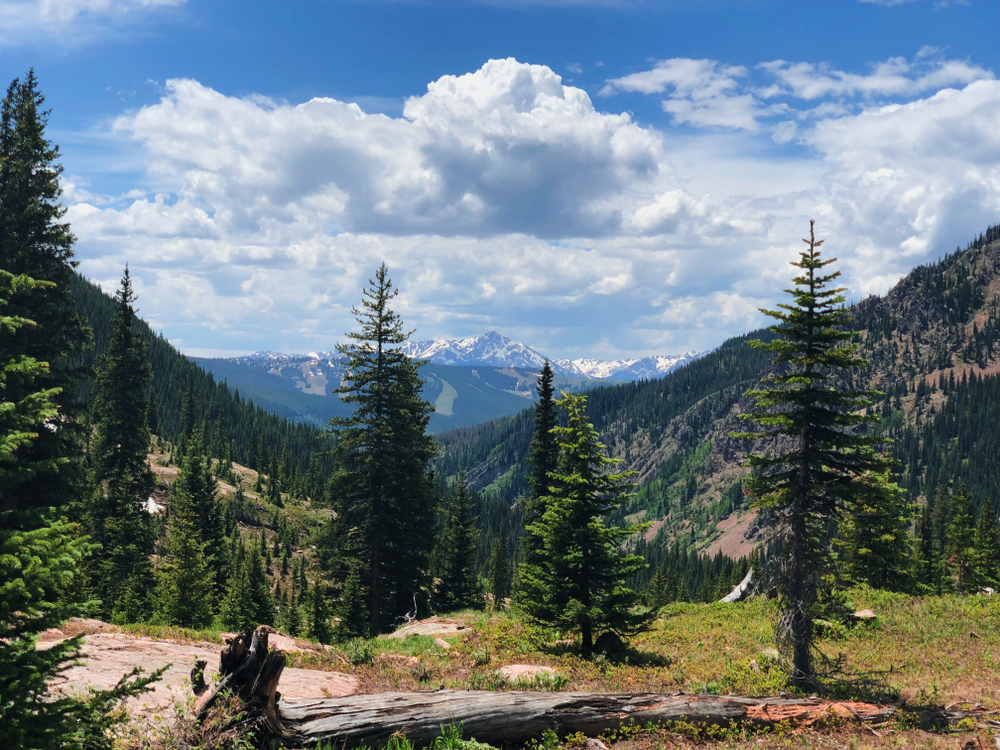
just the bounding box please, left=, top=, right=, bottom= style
left=837, top=471, right=913, bottom=592
left=0, top=71, right=100, bottom=748
left=1, top=75, right=160, bottom=747
left=913, top=504, right=944, bottom=593
left=0, top=270, right=92, bottom=745
left=172, top=438, right=227, bottom=590
left=308, top=581, right=334, bottom=644
left=522, top=360, right=559, bottom=567
left=154, top=452, right=216, bottom=628
left=519, top=392, right=652, bottom=654
left=330, top=263, right=437, bottom=634
left=946, top=483, right=977, bottom=593
left=87, top=267, right=156, bottom=622
left=734, top=222, right=889, bottom=686
left=971, top=502, right=1000, bottom=590
left=435, top=472, right=481, bottom=612
left=334, top=565, right=368, bottom=641
left=488, top=525, right=512, bottom=609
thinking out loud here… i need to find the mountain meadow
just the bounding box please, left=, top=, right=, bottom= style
left=4, top=71, right=1000, bottom=750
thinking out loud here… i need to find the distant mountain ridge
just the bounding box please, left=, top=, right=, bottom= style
left=231, top=331, right=701, bottom=383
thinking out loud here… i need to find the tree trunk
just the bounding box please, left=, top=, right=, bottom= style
left=207, top=628, right=898, bottom=750
left=370, top=537, right=380, bottom=635
left=272, top=691, right=896, bottom=748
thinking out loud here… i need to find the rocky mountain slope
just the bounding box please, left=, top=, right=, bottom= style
left=435, top=225, right=1000, bottom=560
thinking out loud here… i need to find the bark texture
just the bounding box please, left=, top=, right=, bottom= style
left=205, top=627, right=902, bottom=749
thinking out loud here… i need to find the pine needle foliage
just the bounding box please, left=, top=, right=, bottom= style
left=733, top=221, right=890, bottom=687
left=519, top=391, right=652, bottom=654
left=330, top=263, right=437, bottom=634
left=154, top=449, right=216, bottom=628
left=836, top=471, right=914, bottom=592
left=87, top=267, right=156, bottom=622
left=435, top=471, right=481, bottom=612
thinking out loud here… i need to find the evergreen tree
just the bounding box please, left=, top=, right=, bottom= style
left=0, top=270, right=94, bottom=746
left=219, top=545, right=255, bottom=632
left=488, top=526, right=512, bottom=609
left=246, top=547, right=276, bottom=626
left=87, top=267, right=156, bottom=622
left=172, top=439, right=227, bottom=590
left=947, top=484, right=977, bottom=592
left=520, top=392, right=652, bottom=654
left=522, top=360, right=559, bottom=570
left=435, top=472, right=481, bottom=612
left=334, top=565, right=369, bottom=641
left=283, top=594, right=302, bottom=637
left=154, top=458, right=215, bottom=628
left=971, top=502, right=1000, bottom=590
left=330, top=263, right=437, bottom=633
left=734, top=222, right=889, bottom=686
left=645, top=568, right=671, bottom=610
left=308, top=581, right=334, bottom=644
left=0, top=71, right=124, bottom=748
left=913, top=504, right=944, bottom=593
left=837, top=472, right=913, bottom=592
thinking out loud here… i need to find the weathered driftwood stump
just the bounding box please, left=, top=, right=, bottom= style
left=203, top=626, right=899, bottom=749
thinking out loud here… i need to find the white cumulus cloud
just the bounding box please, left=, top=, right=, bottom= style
left=68, top=57, right=1000, bottom=359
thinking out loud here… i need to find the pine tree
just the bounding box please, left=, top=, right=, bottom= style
left=0, top=70, right=128, bottom=747
left=334, top=566, right=369, bottom=641
left=947, top=484, right=977, bottom=593
left=913, top=504, right=944, bottom=593
left=435, top=472, right=481, bottom=612
left=837, top=471, right=913, bottom=592
left=646, top=568, right=671, bottom=610
left=87, top=267, right=156, bottom=622
left=247, top=547, right=276, bottom=626
left=520, top=392, right=652, bottom=654
left=283, top=594, right=302, bottom=637
left=488, top=526, right=512, bottom=610
left=154, top=458, right=216, bottom=628
left=733, top=222, right=890, bottom=686
left=331, top=263, right=437, bottom=633
left=308, top=581, right=335, bottom=644
left=172, top=439, right=227, bottom=590
left=219, top=545, right=255, bottom=632
left=0, top=269, right=94, bottom=746
left=522, top=360, right=559, bottom=569
left=971, top=502, right=1000, bottom=590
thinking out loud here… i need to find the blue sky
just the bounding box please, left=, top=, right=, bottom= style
left=2, top=0, right=998, bottom=359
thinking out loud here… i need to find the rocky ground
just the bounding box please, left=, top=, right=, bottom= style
left=41, top=620, right=358, bottom=719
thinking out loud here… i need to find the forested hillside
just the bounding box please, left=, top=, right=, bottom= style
left=70, top=274, right=333, bottom=491
left=436, top=225, right=1000, bottom=573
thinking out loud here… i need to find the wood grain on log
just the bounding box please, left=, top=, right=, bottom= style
left=201, top=627, right=900, bottom=749
left=270, top=691, right=895, bottom=748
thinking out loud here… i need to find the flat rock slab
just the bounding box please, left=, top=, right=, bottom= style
left=388, top=617, right=467, bottom=639
left=499, top=664, right=557, bottom=680
left=46, top=633, right=357, bottom=716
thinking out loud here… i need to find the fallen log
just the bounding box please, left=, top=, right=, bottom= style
left=207, top=628, right=898, bottom=749
left=274, top=691, right=895, bottom=748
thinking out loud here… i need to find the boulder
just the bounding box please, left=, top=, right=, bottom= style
left=499, top=664, right=557, bottom=681
left=583, top=739, right=608, bottom=750
left=851, top=609, right=877, bottom=624
left=434, top=637, right=451, bottom=650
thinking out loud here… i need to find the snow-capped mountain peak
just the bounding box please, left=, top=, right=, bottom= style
left=230, top=335, right=700, bottom=382
left=401, top=330, right=548, bottom=370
